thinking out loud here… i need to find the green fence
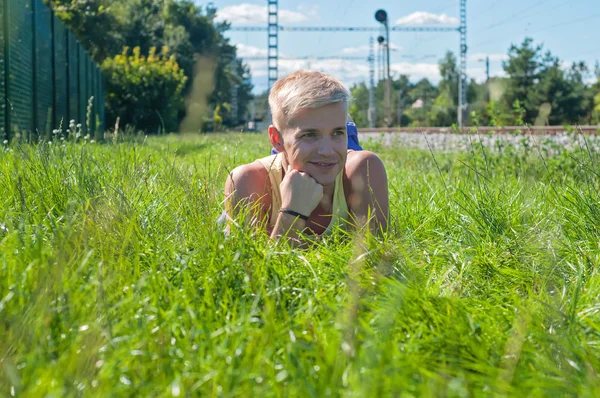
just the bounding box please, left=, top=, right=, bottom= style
left=1, top=0, right=105, bottom=141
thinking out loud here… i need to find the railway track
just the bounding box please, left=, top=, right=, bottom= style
left=359, top=126, right=600, bottom=135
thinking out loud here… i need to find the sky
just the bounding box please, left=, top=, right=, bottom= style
left=197, top=0, right=600, bottom=93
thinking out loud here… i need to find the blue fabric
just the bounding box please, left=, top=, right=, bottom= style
left=271, top=122, right=363, bottom=155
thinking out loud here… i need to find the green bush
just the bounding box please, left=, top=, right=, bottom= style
left=102, top=46, right=188, bottom=133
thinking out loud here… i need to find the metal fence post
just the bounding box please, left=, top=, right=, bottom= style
left=1, top=0, right=104, bottom=141
left=2, top=0, right=9, bottom=140
left=31, top=0, right=36, bottom=140
left=50, top=6, right=55, bottom=136
left=0, top=0, right=6, bottom=140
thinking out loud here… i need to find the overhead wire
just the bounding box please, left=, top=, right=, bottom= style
left=404, top=0, right=459, bottom=57
left=470, top=0, right=571, bottom=50
left=314, top=0, right=356, bottom=58
left=471, top=11, right=600, bottom=50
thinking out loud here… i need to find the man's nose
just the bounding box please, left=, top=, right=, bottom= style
left=316, top=138, right=335, bottom=156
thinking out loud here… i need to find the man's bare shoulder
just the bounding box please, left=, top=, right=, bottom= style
left=344, top=150, right=386, bottom=178
left=343, top=151, right=389, bottom=232
left=226, top=160, right=270, bottom=199
left=229, top=161, right=268, bottom=181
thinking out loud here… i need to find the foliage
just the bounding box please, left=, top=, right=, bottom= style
left=47, top=0, right=253, bottom=131
left=593, top=78, right=600, bottom=113
left=501, top=38, right=593, bottom=125
left=1, top=133, right=600, bottom=394
left=48, top=0, right=122, bottom=62
left=348, top=82, right=369, bottom=126
left=213, top=104, right=223, bottom=132
left=429, top=88, right=455, bottom=126
left=349, top=38, right=597, bottom=128
left=101, top=46, right=188, bottom=133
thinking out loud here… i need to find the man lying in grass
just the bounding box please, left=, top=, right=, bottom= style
left=224, top=70, right=389, bottom=245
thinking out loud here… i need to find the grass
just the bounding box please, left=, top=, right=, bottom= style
left=1, top=131, right=599, bottom=396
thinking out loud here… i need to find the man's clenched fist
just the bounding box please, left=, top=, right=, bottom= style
left=280, top=165, right=323, bottom=217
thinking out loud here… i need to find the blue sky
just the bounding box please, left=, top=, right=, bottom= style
left=199, top=0, right=600, bottom=93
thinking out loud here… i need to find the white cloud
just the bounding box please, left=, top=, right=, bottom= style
left=246, top=58, right=513, bottom=92
left=246, top=58, right=369, bottom=79
left=215, top=3, right=309, bottom=25
left=296, top=4, right=320, bottom=19
left=341, top=45, right=371, bottom=55
left=466, top=67, right=487, bottom=83
left=236, top=44, right=291, bottom=60
left=390, top=62, right=440, bottom=82
left=466, top=66, right=509, bottom=84
left=468, top=52, right=509, bottom=62
left=341, top=43, right=401, bottom=55
left=236, top=44, right=269, bottom=58
left=395, top=12, right=459, bottom=26
left=244, top=58, right=445, bottom=93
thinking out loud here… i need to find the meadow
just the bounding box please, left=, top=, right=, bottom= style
left=1, top=130, right=599, bottom=396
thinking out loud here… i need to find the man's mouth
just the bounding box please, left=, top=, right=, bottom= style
left=309, top=161, right=337, bottom=170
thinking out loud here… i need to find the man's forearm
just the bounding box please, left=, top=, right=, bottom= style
left=270, top=212, right=307, bottom=247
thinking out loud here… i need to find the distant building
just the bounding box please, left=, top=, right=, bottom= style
left=411, top=99, right=424, bottom=109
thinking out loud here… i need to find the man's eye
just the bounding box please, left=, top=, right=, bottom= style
left=303, top=133, right=316, bottom=138
left=334, top=130, right=345, bottom=136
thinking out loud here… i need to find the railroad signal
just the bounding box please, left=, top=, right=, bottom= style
left=375, top=9, right=388, bottom=24
left=375, top=10, right=391, bottom=127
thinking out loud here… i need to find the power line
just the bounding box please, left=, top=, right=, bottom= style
left=527, top=12, right=600, bottom=35
left=243, top=56, right=369, bottom=61
left=484, top=0, right=553, bottom=30
left=313, top=0, right=356, bottom=57
left=470, top=0, right=503, bottom=19
left=403, top=0, right=461, bottom=55
left=471, top=11, right=600, bottom=50
left=230, top=26, right=459, bottom=32
left=469, top=0, right=571, bottom=50
left=241, top=54, right=437, bottom=61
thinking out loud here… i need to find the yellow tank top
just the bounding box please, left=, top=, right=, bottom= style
left=256, top=153, right=349, bottom=235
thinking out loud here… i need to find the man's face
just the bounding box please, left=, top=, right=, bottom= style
left=277, top=102, right=348, bottom=187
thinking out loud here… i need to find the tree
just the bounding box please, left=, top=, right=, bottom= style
left=501, top=37, right=543, bottom=124
left=593, top=77, right=600, bottom=122
left=564, top=62, right=595, bottom=124
left=438, top=51, right=459, bottom=107
left=49, top=0, right=253, bottom=132
left=427, top=52, right=459, bottom=126
left=48, top=0, right=122, bottom=62
left=349, top=83, right=369, bottom=127
left=429, top=88, right=455, bottom=126
left=102, top=46, right=188, bottom=133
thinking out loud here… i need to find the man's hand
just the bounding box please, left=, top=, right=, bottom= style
left=279, top=165, right=323, bottom=217
left=270, top=165, right=323, bottom=246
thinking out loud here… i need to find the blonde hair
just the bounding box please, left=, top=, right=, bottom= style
left=268, top=70, right=351, bottom=131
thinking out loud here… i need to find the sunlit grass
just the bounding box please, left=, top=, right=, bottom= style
left=1, top=131, right=599, bottom=396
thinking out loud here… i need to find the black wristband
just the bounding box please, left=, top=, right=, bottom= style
left=279, top=208, right=309, bottom=221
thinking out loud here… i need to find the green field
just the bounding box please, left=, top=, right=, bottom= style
left=1, top=132, right=599, bottom=396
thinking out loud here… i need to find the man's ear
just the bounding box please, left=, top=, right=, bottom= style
left=268, top=125, right=285, bottom=152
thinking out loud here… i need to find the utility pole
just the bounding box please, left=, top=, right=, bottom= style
left=230, top=59, right=239, bottom=126
left=267, top=0, right=278, bottom=89
left=478, top=55, right=490, bottom=102
left=485, top=56, right=490, bottom=103
left=375, top=9, right=391, bottom=127
left=267, top=0, right=278, bottom=124
left=457, top=0, right=468, bottom=128
left=368, top=37, right=376, bottom=128
left=377, top=36, right=384, bottom=83
left=397, top=89, right=403, bottom=127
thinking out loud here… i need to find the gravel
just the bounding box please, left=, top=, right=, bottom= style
left=358, top=131, right=600, bottom=153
